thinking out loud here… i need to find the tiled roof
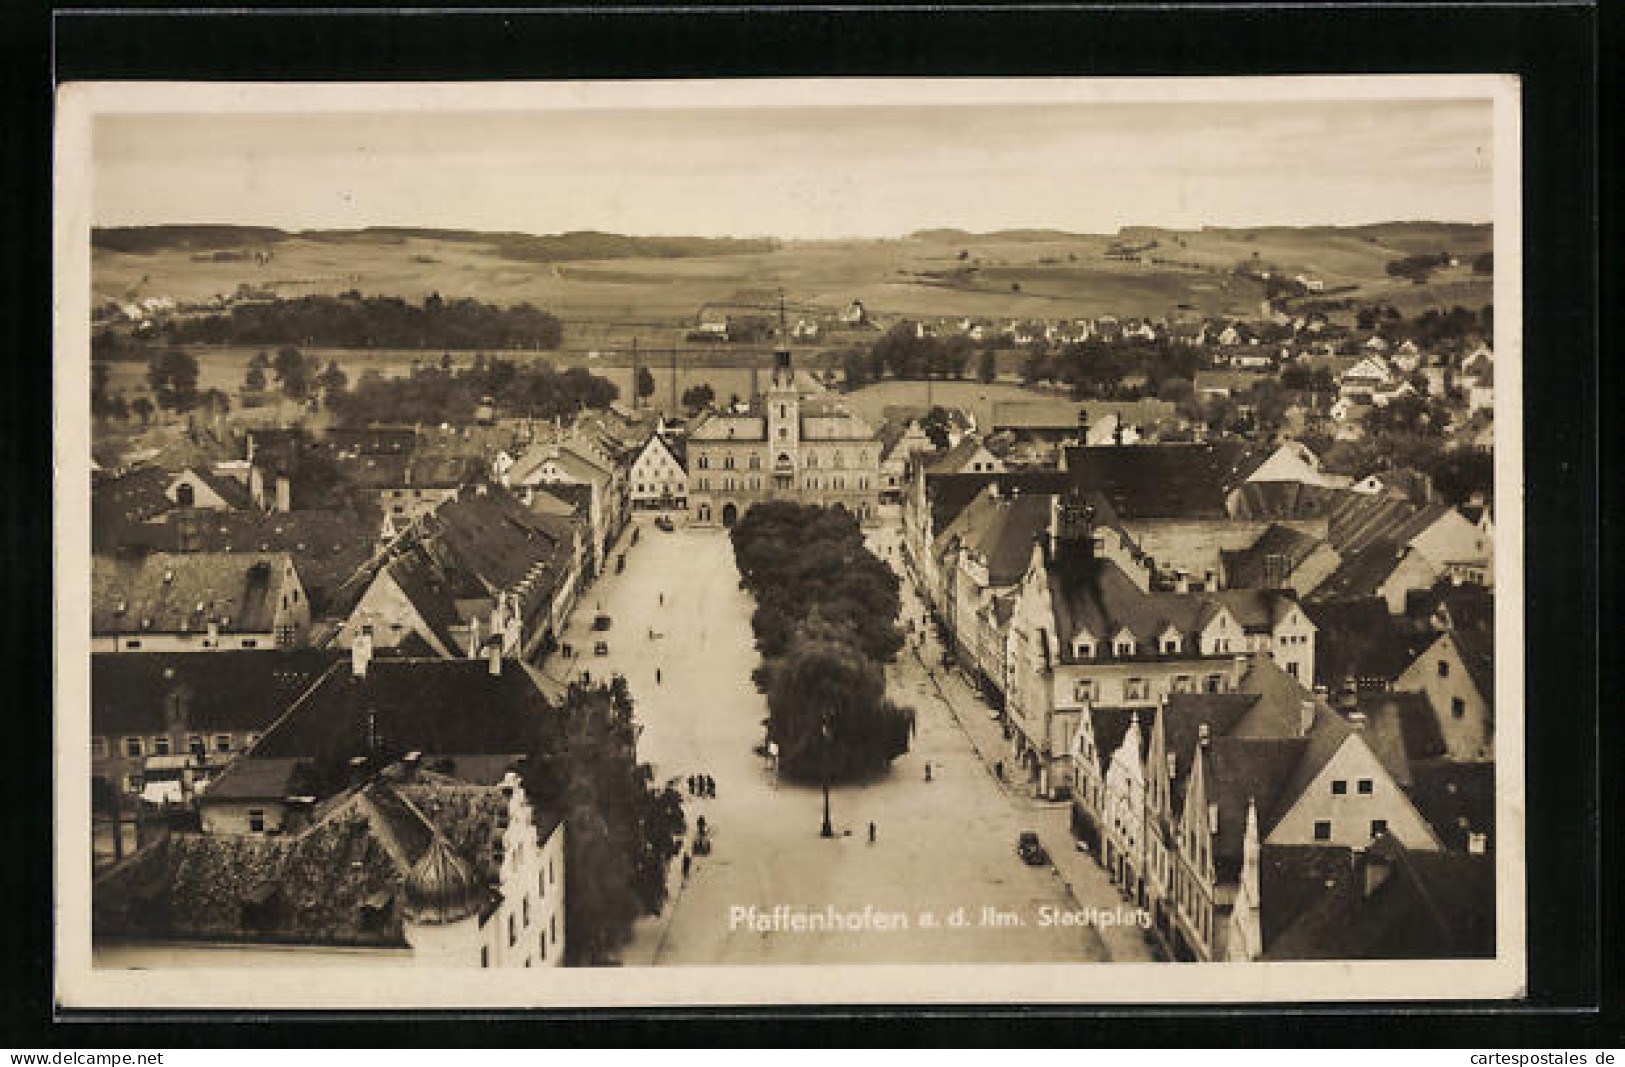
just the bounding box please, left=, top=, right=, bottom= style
left=108, top=509, right=380, bottom=620
left=1062, top=443, right=1253, bottom=520
left=186, top=467, right=254, bottom=509
left=203, top=756, right=312, bottom=801
left=1311, top=539, right=1413, bottom=600
left=923, top=471, right=1071, bottom=538
left=927, top=436, right=992, bottom=475
left=1262, top=836, right=1495, bottom=959
left=94, top=775, right=518, bottom=949
left=423, top=489, right=573, bottom=622
left=383, top=552, right=469, bottom=655
left=91, top=651, right=341, bottom=737
left=1048, top=556, right=1244, bottom=657
left=1205, top=736, right=1310, bottom=880
left=92, top=551, right=294, bottom=635
left=249, top=658, right=552, bottom=765
left=1221, top=524, right=1326, bottom=588
left=1326, top=491, right=1419, bottom=555
left=1303, top=598, right=1430, bottom=691
left=687, top=413, right=767, bottom=442
left=1228, top=481, right=1344, bottom=525
left=1453, top=629, right=1496, bottom=705
left=940, top=486, right=1050, bottom=586
left=1406, top=758, right=1496, bottom=851
left=92, top=466, right=175, bottom=547
left=1213, top=589, right=1301, bottom=634
left=1403, top=579, right=1495, bottom=635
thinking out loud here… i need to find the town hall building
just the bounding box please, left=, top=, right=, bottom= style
left=685, top=348, right=884, bottom=526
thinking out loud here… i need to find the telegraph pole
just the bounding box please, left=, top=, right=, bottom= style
left=631, top=337, right=640, bottom=411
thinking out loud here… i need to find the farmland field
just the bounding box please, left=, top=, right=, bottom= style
left=92, top=222, right=1492, bottom=341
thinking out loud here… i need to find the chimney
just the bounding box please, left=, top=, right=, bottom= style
left=1198, top=722, right=1211, bottom=750
left=487, top=639, right=502, bottom=676
left=1174, top=569, right=1190, bottom=594
left=1467, top=831, right=1488, bottom=855
left=1347, top=709, right=1366, bottom=731
left=1299, top=699, right=1316, bottom=737
left=351, top=629, right=373, bottom=678
left=275, top=473, right=291, bottom=513
left=401, top=751, right=422, bottom=782
left=206, top=619, right=220, bottom=646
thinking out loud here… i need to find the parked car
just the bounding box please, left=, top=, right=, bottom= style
left=594, top=640, right=610, bottom=656
left=1017, top=831, right=1048, bottom=866
left=592, top=614, right=612, bottom=632
left=655, top=516, right=675, bottom=532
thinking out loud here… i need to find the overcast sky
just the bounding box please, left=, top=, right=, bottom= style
left=92, top=97, right=1494, bottom=238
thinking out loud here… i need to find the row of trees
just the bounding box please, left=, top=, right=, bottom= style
left=730, top=503, right=912, bottom=781
left=160, top=293, right=565, bottom=350
left=330, top=357, right=618, bottom=426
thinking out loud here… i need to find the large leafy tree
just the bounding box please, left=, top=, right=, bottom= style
left=680, top=382, right=715, bottom=413
left=765, top=609, right=912, bottom=779
left=145, top=347, right=199, bottom=412
left=520, top=677, right=684, bottom=966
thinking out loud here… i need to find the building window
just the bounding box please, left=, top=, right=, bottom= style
left=550, top=860, right=556, bottom=886
left=1075, top=641, right=1094, bottom=659
left=1437, top=659, right=1450, bottom=678
left=92, top=736, right=108, bottom=759
left=124, top=640, right=142, bottom=650
left=1313, top=820, right=1332, bottom=841
left=1287, top=661, right=1299, bottom=678
left=242, top=639, right=258, bottom=649
left=1451, top=697, right=1466, bottom=719
left=723, top=456, right=735, bottom=470
left=550, top=915, right=557, bottom=942
left=1162, top=637, right=1179, bottom=655
left=1124, top=678, right=1148, bottom=701
left=698, top=456, right=708, bottom=470
left=749, top=454, right=760, bottom=470
left=1173, top=675, right=1192, bottom=693
left=1205, top=675, right=1223, bottom=693
left=1370, top=819, right=1388, bottom=838
left=1114, top=639, right=1134, bottom=657
left=151, top=736, right=172, bottom=756
left=1331, top=780, right=1347, bottom=795
left=524, top=896, right=531, bottom=925
left=1073, top=680, right=1095, bottom=703
left=1357, top=779, right=1374, bottom=795
left=248, top=809, right=266, bottom=833
left=778, top=427, right=788, bottom=440
left=214, top=734, right=233, bottom=753
left=509, top=914, right=517, bottom=946
left=188, top=735, right=206, bottom=757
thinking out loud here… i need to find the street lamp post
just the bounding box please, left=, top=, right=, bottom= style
left=820, top=710, right=834, bottom=838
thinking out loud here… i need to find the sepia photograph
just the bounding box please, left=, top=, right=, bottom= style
left=54, top=75, right=1524, bottom=1008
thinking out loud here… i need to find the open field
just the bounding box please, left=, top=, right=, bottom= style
left=841, top=380, right=1067, bottom=429
left=93, top=223, right=1492, bottom=339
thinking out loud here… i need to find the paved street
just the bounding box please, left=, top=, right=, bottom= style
left=557, top=515, right=1136, bottom=965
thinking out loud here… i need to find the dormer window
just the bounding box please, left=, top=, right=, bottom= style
left=1073, top=639, right=1094, bottom=659
left=1114, top=636, right=1135, bottom=657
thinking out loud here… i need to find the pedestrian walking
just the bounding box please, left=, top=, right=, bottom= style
left=659, top=592, right=665, bottom=606
left=925, top=761, right=932, bottom=782
left=656, top=667, right=662, bottom=684
left=868, top=821, right=877, bottom=844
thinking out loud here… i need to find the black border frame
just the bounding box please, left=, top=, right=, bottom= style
left=4, top=1, right=1608, bottom=1046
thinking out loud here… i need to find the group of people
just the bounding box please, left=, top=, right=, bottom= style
left=686, top=774, right=716, bottom=798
